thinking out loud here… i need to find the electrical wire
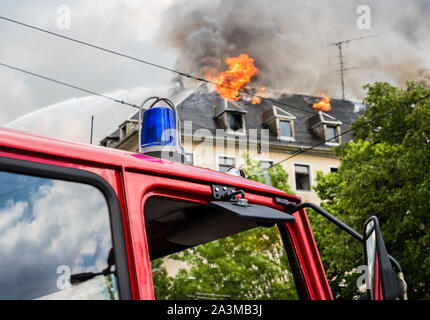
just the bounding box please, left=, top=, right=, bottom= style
left=0, top=15, right=349, bottom=120
left=0, top=62, right=139, bottom=109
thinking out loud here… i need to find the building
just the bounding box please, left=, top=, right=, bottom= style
left=101, top=85, right=362, bottom=204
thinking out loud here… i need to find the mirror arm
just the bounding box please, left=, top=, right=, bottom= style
left=275, top=199, right=363, bottom=242
left=388, top=255, right=402, bottom=273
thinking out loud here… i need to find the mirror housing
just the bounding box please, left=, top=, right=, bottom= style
left=363, top=216, right=406, bottom=300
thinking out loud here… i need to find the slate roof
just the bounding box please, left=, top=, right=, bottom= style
left=103, top=84, right=364, bottom=151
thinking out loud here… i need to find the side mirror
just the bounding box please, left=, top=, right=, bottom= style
left=363, top=216, right=406, bottom=300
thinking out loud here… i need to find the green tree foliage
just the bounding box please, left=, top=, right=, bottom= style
left=151, top=154, right=298, bottom=300
left=312, top=82, right=430, bottom=299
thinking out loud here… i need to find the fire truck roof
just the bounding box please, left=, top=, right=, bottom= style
left=0, top=127, right=297, bottom=200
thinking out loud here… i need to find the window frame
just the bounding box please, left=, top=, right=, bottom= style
left=293, top=163, right=313, bottom=193
left=279, top=119, right=295, bottom=141
left=259, top=159, right=274, bottom=185
left=325, top=125, right=340, bottom=145
left=0, top=156, right=132, bottom=300
left=143, top=192, right=308, bottom=300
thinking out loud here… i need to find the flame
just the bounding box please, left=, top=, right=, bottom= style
left=313, top=92, right=331, bottom=112
left=252, top=86, right=266, bottom=105
left=206, top=53, right=265, bottom=104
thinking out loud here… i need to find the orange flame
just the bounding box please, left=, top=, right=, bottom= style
left=252, top=86, right=266, bottom=105
left=206, top=54, right=265, bottom=104
left=313, top=92, right=331, bottom=112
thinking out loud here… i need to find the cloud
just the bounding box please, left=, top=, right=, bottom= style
left=0, top=0, right=176, bottom=125
left=0, top=174, right=114, bottom=299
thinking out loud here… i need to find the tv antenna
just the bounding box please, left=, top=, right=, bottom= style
left=329, top=35, right=377, bottom=100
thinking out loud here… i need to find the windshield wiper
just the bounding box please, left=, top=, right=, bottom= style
left=70, top=248, right=115, bottom=285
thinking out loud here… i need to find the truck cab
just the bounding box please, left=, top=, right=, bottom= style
left=0, top=127, right=405, bottom=300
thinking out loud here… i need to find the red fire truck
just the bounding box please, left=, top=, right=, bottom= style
left=0, top=99, right=407, bottom=300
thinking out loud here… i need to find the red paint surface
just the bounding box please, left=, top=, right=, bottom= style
left=0, top=127, right=333, bottom=300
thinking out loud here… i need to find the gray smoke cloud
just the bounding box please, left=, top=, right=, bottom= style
left=157, top=0, right=430, bottom=100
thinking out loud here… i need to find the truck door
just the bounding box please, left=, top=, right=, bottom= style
left=123, top=169, right=331, bottom=300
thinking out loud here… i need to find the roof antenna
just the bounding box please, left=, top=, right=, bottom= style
left=329, top=35, right=377, bottom=100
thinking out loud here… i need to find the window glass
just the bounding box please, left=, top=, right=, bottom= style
left=218, top=156, right=236, bottom=173
left=327, top=126, right=337, bottom=142
left=229, top=113, right=242, bottom=131
left=0, top=170, right=118, bottom=300
left=280, top=120, right=292, bottom=138
left=185, top=153, right=194, bottom=165
left=152, top=227, right=299, bottom=300
left=294, top=164, right=311, bottom=191
left=261, top=161, right=274, bottom=185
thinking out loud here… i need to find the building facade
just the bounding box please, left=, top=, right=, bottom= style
left=101, top=85, right=362, bottom=204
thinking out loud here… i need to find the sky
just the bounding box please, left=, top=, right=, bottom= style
left=0, top=0, right=429, bottom=144
left=0, top=171, right=113, bottom=299
left=0, top=0, right=177, bottom=143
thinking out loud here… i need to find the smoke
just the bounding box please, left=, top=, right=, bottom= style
left=157, top=0, right=430, bottom=100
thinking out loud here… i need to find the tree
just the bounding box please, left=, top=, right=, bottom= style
left=151, top=154, right=298, bottom=299
left=312, top=82, right=430, bottom=299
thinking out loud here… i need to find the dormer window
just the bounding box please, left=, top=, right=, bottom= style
left=263, top=106, right=296, bottom=141
left=214, top=99, right=247, bottom=134
left=308, top=111, right=342, bottom=145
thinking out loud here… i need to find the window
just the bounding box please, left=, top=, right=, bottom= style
left=218, top=156, right=236, bottom=173
left=280, top=120, right=293, bottom=139
left=326, top=126, right=338, bottom=143
left=229, top=113, right=243, bottom=131
left=261, top=161, right=274, bottom=185
left=0, top=170, right=119, bottom=300
left=144, top=197, right=299, bottom=300
left=330, top=167, right=338, bottom=173
left=294, top=164, right=311, bottom=191
left=185, top=153, right=194, bottom=165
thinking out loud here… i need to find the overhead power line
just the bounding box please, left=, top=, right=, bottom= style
left=0, top=62, right=139, bottom=109
left=0, top=15, right=339, bottom=118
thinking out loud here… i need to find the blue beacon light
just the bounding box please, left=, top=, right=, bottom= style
left=138, top=97, right=185, bottom=163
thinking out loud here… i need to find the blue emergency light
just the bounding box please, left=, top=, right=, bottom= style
left=138, top=97, right=184, bottom=163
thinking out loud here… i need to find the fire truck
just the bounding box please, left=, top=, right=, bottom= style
left=0, top=97, right=407, bottom=300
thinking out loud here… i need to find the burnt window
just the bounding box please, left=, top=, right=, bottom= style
left=294, top=164, right=311, bottom=191
left=229, top=113, right=243, bottom=131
